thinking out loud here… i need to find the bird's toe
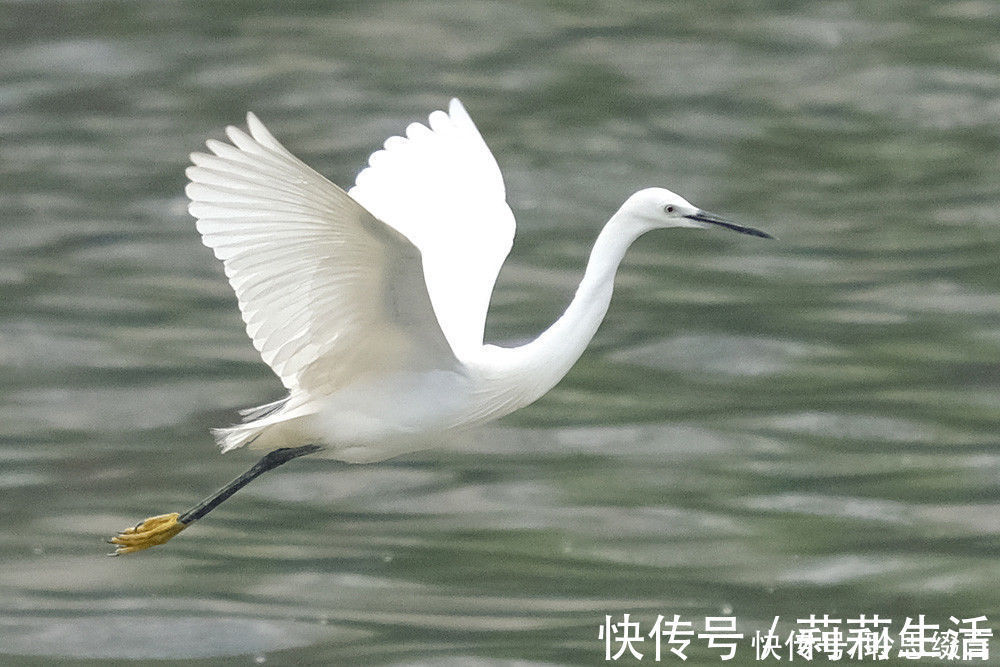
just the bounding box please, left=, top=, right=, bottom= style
left=109, top=512, right=186, bottom=555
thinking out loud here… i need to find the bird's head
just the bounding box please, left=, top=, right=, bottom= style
left=617, top=187, right=773, bottom=239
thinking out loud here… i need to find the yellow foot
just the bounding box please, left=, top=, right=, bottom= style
left=109, top=512, right=187, bottom=555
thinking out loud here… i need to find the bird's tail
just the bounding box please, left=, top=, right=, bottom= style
left=211, top=423, right=264, bottom=453
left=237, top=397, right=289, bottom=421
left=212, top=397, right=290, bottom=453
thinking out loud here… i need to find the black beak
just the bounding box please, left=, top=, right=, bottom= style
left=684, top=210, right=774, bottom=239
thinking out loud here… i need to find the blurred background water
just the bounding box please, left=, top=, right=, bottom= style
left=2, top=1, right=999, bottom=664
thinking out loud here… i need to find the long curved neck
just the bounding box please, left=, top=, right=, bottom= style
left=513, top=214, right=641, bottom=388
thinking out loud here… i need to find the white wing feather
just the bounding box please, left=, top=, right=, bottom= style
left=349, top=99, right=516, bottom=361
left=186, top=113, right=459, bottom=399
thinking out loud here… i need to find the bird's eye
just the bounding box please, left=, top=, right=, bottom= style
left=664, top=205, right=675, bottom=214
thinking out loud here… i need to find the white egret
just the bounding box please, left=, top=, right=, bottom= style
left=111, top=99, right=770, bottom=554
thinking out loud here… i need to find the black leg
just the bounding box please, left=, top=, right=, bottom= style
left=179, top=444, right=323, bottom=524
left=109, top=444, right=322, bottom=555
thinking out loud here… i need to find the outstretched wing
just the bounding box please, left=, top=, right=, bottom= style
left=186, top=113, right=459, bottom=397
left=349, top=99, right=516, bottom=361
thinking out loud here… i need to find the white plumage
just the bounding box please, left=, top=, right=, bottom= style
left=350, top=100, right=515, bottom=361
left=186, top=99, right=769, bottom=462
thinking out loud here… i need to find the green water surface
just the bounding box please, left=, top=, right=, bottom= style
left=1, top=1, right=999, bottom=664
